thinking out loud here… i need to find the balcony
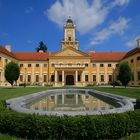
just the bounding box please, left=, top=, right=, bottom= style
left=55, top=64, right=85, bottom=69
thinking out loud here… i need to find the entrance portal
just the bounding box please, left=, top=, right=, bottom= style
left=66, top=75, right=74, bottom=85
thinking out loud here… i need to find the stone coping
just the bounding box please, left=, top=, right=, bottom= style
left=6, top=89, right=135, bottom=116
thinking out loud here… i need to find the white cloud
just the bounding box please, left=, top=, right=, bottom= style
left=46, top=0, right=130, bottom=34
left=46, top=0, right=108, bottom=34
left=112, top=0, right=130, bottom=6
left=25, top=7, right=33, bottom=14
left=126, top=35, right=140, bottom=48
left=90, top=17, right=130, bottom=45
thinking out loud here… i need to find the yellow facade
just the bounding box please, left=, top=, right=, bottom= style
left=122, top=39, right=140, bottom=86
left=0, top=18, right=140, bottom=87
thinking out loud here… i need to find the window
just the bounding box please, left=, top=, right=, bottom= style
left=36, top=64, right=39, bottom=67
left=0, top=57, right=1, bottom=61
left=68, top=37, right=71, bottom=41
left=78, top=75, right=80, bottom=82
left=100, top=75, right=104, bottom=82
left=36, top=75, right=39, bottom=82
left=137, top=56, right=140, bottom=60
left=108, top=75, right=112, bottom=82
left=20, top=64, right=23, bottom=67
left=19, top=75, right=23, bottom=82
left=108, top=64, right=112, bottom=67
left=138, top=71, right=140, bottom=80
left=92, top=64, right=96, bottom=67
left=44, top=75, right=47, bottom=82
left=131, top=59, right=133, bottom=63
left=85, top=74, right=88, bottom=82
left=28, top=64, right=31, bottom=67
left=44, top=64, right=47, bottom=67
left=51, top=75, right=54, bottom=82
left=93, top=75, right=96, bottom=81
left=85, top=63, right=88, bottom=67
left=116, top=64, right=119, bottom=67
left=51, top=63, right=55, bottom=67
left=59, top=63, right=63, bottom=67
left=27, top=75, right=31, bottom=82
left=59, top=75, right=62, bottom=82
left=100, top=64, right=104, bottom=67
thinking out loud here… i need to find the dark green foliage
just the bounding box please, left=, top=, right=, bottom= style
left=36, top=41, right=47, bottom=52
left=119, top=61, right=132, bottom=87
left=4, top=62, right=20, bottom=86
left=0, top=99, right=140, bottom=140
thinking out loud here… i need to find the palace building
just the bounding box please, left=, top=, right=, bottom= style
left=0, top=18, right=140, bottom=87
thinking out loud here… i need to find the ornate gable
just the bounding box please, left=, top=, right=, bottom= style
left=52, top=47, right=89, bottom=57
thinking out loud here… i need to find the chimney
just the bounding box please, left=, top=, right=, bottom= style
left=39, top=50, right=44, bottom=53
left=137, top=38, right=140, bottom=48
left=5, top=45, right=11, bottom=52
left=90, top=50, right=96, bottom=53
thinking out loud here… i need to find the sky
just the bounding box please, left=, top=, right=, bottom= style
left=0, top=0, right=140, bottom=53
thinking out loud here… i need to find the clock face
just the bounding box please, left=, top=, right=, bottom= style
left=67, top=30, right=72, bottom=36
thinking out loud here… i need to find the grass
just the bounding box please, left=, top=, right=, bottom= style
left=89, top=86, right=140, bottom=99
left=0, top=87, right=51, bottom=101
left=0, top=133, right=20, bottom=140
left=0, top=86, right=140, bottom=140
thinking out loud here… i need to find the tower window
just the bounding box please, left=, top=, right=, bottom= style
left=68, top=37, right=71, bottom=41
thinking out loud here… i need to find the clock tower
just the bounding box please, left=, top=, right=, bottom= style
left=61, top=17, right=79, bottom=50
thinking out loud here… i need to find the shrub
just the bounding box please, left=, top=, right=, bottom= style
left=0, top=101, right=140, bottom=139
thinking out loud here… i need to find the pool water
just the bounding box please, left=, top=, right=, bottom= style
left=27, top=93, right=114, bottom=111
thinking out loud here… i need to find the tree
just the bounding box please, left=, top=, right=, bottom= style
left=36, top=41, right=47, bottom=52
left=5, top=62, right=20, bottom=87
left=118, top=61, right=132, bottom=88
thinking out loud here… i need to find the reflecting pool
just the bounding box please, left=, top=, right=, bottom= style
left=27, top=93, right=114, bottom=111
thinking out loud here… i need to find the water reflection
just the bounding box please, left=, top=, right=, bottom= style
left=27, top=93, right=114, bottom=111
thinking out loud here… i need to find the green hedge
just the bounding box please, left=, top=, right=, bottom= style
left=0, top=101, right=140, bottom=140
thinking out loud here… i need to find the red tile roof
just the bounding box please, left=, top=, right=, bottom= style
left=88, top=52, right=126, bottom=62
left=14, top=52, right=49, bottom=61
left=123, top=47, right=140, bottom=59
left=0, top=46, right=15, bottom=58
left=0, top=45, right=126, bottom=62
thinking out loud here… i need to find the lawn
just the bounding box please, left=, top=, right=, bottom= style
left=0, top=87, right=52, bottom=101
left=0, top=133, right=19, bottom=140
left=0, top=86, right=140, bottom=140
left=90, top=86, right=140, bottom=99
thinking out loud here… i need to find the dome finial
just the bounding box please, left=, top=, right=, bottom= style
left=67, top=16, right=73, bottom=24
